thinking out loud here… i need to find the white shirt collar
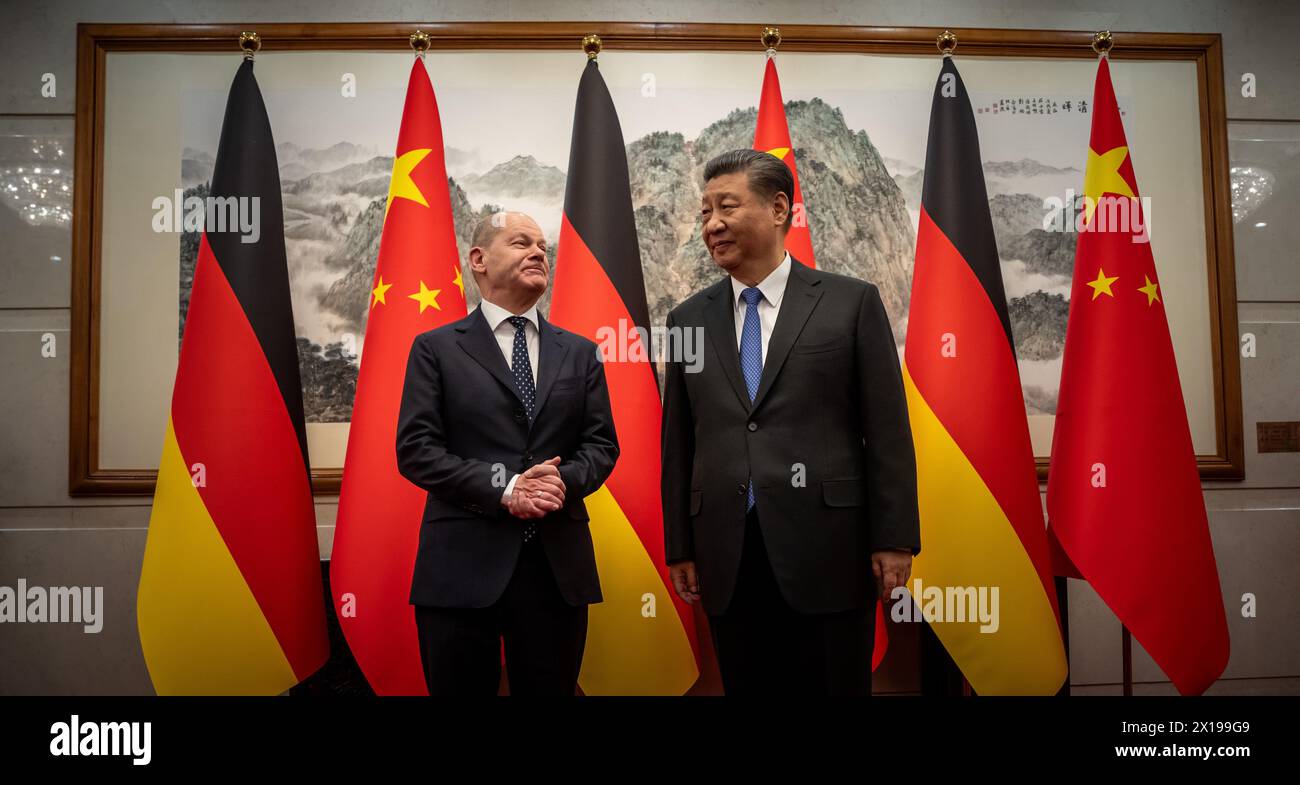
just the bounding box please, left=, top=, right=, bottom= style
left=479, top=298, right=540, bottom=333
left=731, top=251, right=792, bottom=310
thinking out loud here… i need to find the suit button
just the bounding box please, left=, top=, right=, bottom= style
left=736, top=483, right=746, bottom=495
left=513, top=408, right=525, bottom=422
left=747, top=421, right=758, bottom=432
left=525, top=453, right=534, bottom=463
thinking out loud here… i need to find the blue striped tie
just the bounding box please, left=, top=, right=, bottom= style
left=739, top=287, right=763, bottom=512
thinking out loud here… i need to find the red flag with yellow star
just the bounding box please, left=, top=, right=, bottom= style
left=1046, top=56, right=1229, bottom=695
left=753, top=53, right=892, bottom=670
left=753, top=55, right=816, bottom=268
left=329, top=57, right=467, bottom=695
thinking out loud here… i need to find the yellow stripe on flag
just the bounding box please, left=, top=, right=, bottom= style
left=579, top=484, right=699, bottom=695
left=137, top=417, right=298, bottom=695
left=903, top=367, right=1068, bottom=695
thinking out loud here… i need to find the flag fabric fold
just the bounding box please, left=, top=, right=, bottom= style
left=903, top=56, right=1068, bottom=695
left=329, top=57, right=469, bottom=695
left=137, top=59, right=329, bottom=695
left=549, top=58, right=700, bottom=695
left=1046, top=56, right=1229, bottom=696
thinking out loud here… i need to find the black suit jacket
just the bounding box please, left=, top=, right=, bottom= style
left=396, top=306, right=618, bottom=609
left=661, top=258, right=920, bottom=615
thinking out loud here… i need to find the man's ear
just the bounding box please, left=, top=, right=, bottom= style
left=773, top=191, right=792, bottom=228
left=468, top=247, right=485, bottom=274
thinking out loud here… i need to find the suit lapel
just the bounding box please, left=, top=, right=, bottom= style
left=703, top=279, right=752, bottom=413
left=530, top=313, right=569, bottom=428
left=751, top=259, right=822, bottom=412
left=457, top=306, right=526, bottom=407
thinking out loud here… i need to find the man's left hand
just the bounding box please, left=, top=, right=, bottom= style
left=872, top=549, right=913, bottom=600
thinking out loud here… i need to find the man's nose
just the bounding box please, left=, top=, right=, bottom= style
left=705, top=214, right=726, bottom=236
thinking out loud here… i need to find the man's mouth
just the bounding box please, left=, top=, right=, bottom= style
left=711, top=240, right=733, bottom=252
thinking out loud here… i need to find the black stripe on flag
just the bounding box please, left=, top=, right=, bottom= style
left=206, top=60, right=310, bottom=469
left=561, top=60, right=652, bottom=337
left=919, top=57, right=1014, bottom=349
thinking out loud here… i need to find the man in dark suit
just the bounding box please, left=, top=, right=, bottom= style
left=396, top=211, right=618, bottom=696
left=661, top=149, right=920, bottom=695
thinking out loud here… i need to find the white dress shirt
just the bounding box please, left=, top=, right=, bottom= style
left=478, top=298, right=539, bottom=386
left=730, top=251, right=792, bottom=363
left=477, top=298, right=540, bottom=502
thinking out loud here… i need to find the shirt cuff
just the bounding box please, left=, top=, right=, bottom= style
left=501, top=473, right=520, bottom=504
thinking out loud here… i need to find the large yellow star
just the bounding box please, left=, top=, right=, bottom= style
left=1082, top=145, right=1135, bottom=225
left=370, top=275, right=392, bottom=309
left=451, top=265, right=464, bottom=298
left=408, top=280, right=442, bottom=313
left=764, top=146, right=791, bottom=161
left=1138, top=274, right=1161, bottom=305
left=385, top=148, right=432, bottom=218
left=1086, top=267, right=1119, bottom=300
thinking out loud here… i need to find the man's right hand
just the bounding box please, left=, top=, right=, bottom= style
left=670, top=561, right=701, bottom=604
left=505, top=457, right=565, bottom=519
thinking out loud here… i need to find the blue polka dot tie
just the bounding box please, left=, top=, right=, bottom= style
left=509, top=316, right=539, bottom=541
left=739, top=287, right=763, bottom=512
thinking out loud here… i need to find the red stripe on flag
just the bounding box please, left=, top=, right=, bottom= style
left=551, top=214, right=698, bottom=653
left=171, top=235, right=328, bottom=680
left=905, top=207, right=1060, bottom=618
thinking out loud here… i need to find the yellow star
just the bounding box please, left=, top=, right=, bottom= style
left=408, top=280, right=442, bottom=314
left=1086, top=267, right=1119, bottom=300
left=1082, top=145, right=1135, bottom=225
left=1138, top=274, right=1161, bottom=305
left=385, top=148, right=432, bottom=218
left=370, top=275, right=392, bottom=309
left=764, top=146, right=791, bottom=161
left=452, top=264, right=464, bottom=298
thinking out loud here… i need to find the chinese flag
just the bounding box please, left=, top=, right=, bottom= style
left=1046, top=56, right=1229, bottom=695
left=137, top=60, right=329, bottom=694
left=754, top=53, right=890, bottom=671
left=903, top=57, right=1067, bottom=694
left=753, top=55, right=816, bottom=268
left=549, top=58, right=700, bottom=694
left=329, top=57, right=468, bottom=695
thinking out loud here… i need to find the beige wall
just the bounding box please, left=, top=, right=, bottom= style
left=1, top=0, right=1297, bottom=695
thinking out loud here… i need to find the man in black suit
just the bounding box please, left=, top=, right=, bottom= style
left=661, top=149, right=920, bottom=695
left=396, top=211, right=618, bottom=696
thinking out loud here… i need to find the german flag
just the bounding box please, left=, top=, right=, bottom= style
left=902, top=56, right=1067, bottom=694
left=1046, top=56, right=1228, bottom=695
left=549, top=58, right=700, bottom=695
left=753, top=54, right=815, bottom=268
left=330, top=56, right=468, bottom=695
left=137, top=60, right=329, bottom=695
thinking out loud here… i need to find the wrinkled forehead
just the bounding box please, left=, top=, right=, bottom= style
left=701, top=172, right=753, bottom=202
left=498, top=213, right=545, bottom=243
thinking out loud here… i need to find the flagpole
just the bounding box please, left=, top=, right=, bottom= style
left=238, top=30, right=259, bottom=60
left=761, top=25, right=781, bottom=57
left=410, top=29, right=430, bottom=59
left=1090, top=28, right=1135, bottom=698
left=951, top=25, right=972, bottom=707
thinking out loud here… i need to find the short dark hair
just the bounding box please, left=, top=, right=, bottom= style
left=702, top=148, right=794, bottom=230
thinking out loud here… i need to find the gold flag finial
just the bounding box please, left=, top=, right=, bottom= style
left=239, top=31, right=261, bottom=60
left=410, top=30, right=432, bottom=58
left=583, top=34, right=602, bottom=60
left=937, top=30, right=957, bottom=57
left=1092, top=30, right=1113, bottom=57
left=761, top=26, right=782, bottom=54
